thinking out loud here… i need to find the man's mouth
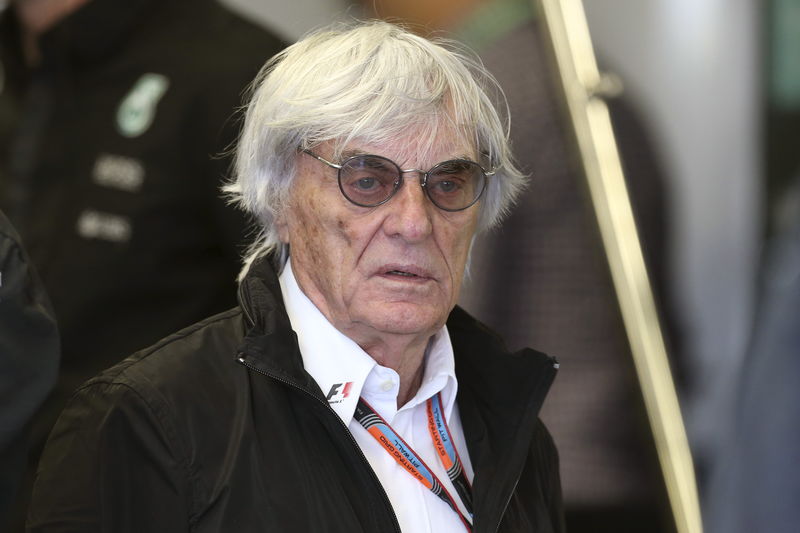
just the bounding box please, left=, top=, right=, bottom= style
left=379, top=265, right=432, bottom=281
left=386, top=270, right=419, bottom=278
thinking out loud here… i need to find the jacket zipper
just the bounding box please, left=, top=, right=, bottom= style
left=492, top=476, right=521, bottom=533
left=237, top=355, right=403, bottom=533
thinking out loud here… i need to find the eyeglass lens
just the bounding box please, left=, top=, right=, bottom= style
left=338, top=155, right=486, bottom=211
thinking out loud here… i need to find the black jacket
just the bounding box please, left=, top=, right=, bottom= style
left=28, top=258, right=565, bottom=532
left=0, top=210, right=59, bottom=524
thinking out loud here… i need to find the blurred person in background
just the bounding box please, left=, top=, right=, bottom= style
left=705, top=172, right=800, bottom=533
left=0, top=209, right=59, bottom=526
left=362, top=0, right=678, bottom=531
left=705, top=4, right=800, bottom=530
left=0, top=0, right=284, bottom=528
left=27, top=21, right=564, bottom=532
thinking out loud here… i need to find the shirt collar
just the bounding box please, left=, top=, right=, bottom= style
left=279, top=259, right=459, bottom=425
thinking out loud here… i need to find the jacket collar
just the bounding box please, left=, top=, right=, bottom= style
left=236, top=254, right=322, bottom=396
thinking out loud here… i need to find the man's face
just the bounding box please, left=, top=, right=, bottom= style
left=277, top=134, right=480, bottom=345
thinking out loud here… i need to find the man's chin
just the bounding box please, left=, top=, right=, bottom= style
left=359, top=302, right=449, bottom=337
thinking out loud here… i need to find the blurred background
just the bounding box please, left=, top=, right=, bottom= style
left=2, top=0, right=798, bottom=531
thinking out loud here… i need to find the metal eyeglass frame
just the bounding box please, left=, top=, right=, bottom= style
left=302, top=149, right=493, bottom=212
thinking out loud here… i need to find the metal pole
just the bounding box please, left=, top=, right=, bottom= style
left=535, top=1, right=703, bottom=532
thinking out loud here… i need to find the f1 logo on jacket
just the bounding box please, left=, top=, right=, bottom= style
left=326, top=382, right=353, bottom=404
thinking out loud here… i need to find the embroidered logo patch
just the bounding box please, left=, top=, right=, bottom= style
left=325, top=382, right=353, bottom=404
left=116, top=73, right=170, bottom=138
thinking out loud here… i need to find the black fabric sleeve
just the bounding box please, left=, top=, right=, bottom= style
left=27, top=380, right=194, bottom=532
left=0, top=213, right=59, bottom=525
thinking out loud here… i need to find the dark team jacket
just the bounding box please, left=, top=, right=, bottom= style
left=28, top=258, right=565, bottom=532
left=0, top=0, right=285, bottom=387
left=0, top=0, right=284, bottom=454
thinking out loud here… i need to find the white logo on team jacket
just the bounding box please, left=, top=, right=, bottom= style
left=116, top=73, right=170, bottom=138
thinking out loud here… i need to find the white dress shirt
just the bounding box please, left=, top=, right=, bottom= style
left=279, top=259, right=475, bottom=532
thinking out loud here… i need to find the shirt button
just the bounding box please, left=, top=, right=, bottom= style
left=381, top=380, right=395, bottom=392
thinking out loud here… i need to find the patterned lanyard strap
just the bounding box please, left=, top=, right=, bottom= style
left=353, top=393, right=474, bottom=530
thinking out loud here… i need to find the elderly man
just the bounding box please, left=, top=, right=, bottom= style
left=28, top=21, right=563, bottom=532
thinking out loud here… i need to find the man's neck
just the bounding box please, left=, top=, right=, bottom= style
left=350, top=330, right=431, bottom=408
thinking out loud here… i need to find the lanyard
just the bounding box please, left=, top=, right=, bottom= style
left=353, top=393, right=474, bottom=530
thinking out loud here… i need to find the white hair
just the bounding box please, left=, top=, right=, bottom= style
left=224, top=20, right=526, bottom=277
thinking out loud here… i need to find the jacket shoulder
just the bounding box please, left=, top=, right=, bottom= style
left=83, top=307, right=247, bottom=401
left=448, top=305, right=557, bottom=365
left=29, top=308, right=251, bottom=527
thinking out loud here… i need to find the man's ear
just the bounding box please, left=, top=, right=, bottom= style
left=275, top=210, right=290, bottom=243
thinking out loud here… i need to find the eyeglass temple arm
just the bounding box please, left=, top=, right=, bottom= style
left=301, top=149, right=343, bottom=170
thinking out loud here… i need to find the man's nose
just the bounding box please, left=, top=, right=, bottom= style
left=382, top=171, right=433, bottom=242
